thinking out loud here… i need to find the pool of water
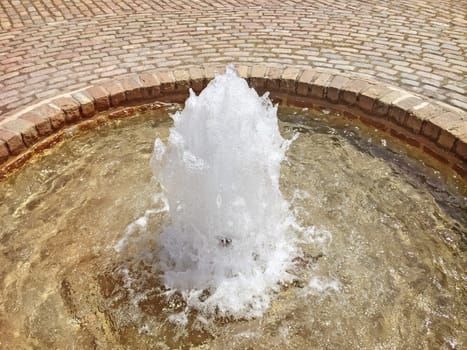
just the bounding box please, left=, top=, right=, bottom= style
left=0, top=105, right=465, bottom=349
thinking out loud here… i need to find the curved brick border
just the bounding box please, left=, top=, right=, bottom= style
left=0, top=64, right=465, bottom=178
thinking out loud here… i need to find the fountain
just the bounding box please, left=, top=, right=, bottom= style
left=147, top=65, right=299, bottom=320
left=0, top=66, right=465, bottom=349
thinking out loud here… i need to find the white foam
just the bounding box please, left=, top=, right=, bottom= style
left=150, top=65, right=299, bottom=319
left=114, top=189, right=169, bottom=252
left=303, top=276, right=340, bottom=295
left=168, top=312, right=189, bottom=327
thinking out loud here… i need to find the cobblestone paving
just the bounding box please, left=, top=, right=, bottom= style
left=0, top=0, right=466, bottom=120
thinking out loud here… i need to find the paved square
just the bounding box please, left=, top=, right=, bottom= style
left=0, top=0, right=466, bottom=121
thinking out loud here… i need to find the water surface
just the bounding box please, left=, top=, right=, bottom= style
left=0, top=105, right=465, bottom=349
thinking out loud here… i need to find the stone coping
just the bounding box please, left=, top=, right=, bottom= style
left=0, top=64, right=465, bottom=178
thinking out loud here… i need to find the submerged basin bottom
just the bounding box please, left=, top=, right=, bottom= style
left=0, top=105, right=465, bottom=349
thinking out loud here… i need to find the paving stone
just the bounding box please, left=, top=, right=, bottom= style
left=388, top=96, right=424, bottom=128
left=71, top=91, right=96, bottom=118
left=51, top=96, right=81, bottom=123
left=280, top=67, right=302, bottom=93
left=120, top=76, right=144, bottom=101
left=203, top=66, right=224, bottom=81
left=173, top=69, right=191, bottom=91
left=1, top=119, right=38, bottom=147
left=32, top=104, right=66, bottom=130
left=310, top=73, right=333, bottom=99
left=326, top=75, right=350, bottom=103
left=188, top=67, right=205, bottom=92
left=265, top=67, right=283, bottom=91
left=0, top=129, right=26, bottom=155
left=19, top=111, right=53, bottom=136
left=297, top=69, right=319, bottom=96
left=358, top=85, right=394, bottom=112
left=0, top=140, right=9, bottom=163
left=99, top=81, right=126, bottom=107
left=342, top=79, right=371, bottom=105
left=250, top=65, right=268, bottom=90
left=139, top=72, right=161, bottom=98
left=373, top=90, right=409, bottom=116
left=236, top=65, right=251, bottom=80
left=155, top=71, right=176, bottom=93
left=424, top=112, right=466, bottom=151
left=0, top=0, right=465, bottom=120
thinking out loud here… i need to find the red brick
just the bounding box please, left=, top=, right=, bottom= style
left=138, top=72, right=161, bottom=98
left=372, top=90, right=407, bottom=116
left=33, top=104, right=66, bottom=130
left=19, top=111, right=52, bottom=136
left=296, top=69, right=318, bottom=96
left=120, top=76, right=144, bottom=101
left=173, top=69, right=191, bottom=91
left=421, top=112, right=458, bottom=142
left=437, top=129, right=456, bottom=150
left=0, top=140, right=9, bottom=163
left=280, top=67, right=301, bottom=93
left=310, top=72, right=332, bottom=99
left=326, top=75, right=349, bottom=103
left=84, top=86, right=110, bottom=111
left=71, top=91, right=96, bottom=118
left=155, top=71, right=176, bottom=93
left=250, top=65, right=268, bottom=91
left=388, top=96, right=425, bottom=128
left=266, top=67, right=283, bottom=91
left=0, top=129, right=26, bottom=155
left=0, top=124, right=33, bottom=150
left=188, top=67, right=205, bottom=93
left=358, top=84, right=393, bottom=112
left=390, top=128, right=420, bottom=147
left=422, top=146, right=449, bottom=164
left=236, top=65, right=250, bottom=80
left=342, top=79, right=371, bottom=105
left=51, top=96, right=81, bottom=123
left=453, top=138, right=467, bottom=161
left=360, top=115, right=388, bottom=131
left=203, top=66, right=223, bottom=81
left=99, top=81, right=126, bottom=107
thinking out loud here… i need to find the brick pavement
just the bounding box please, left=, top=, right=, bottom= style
left=0, top=0, right=466, bottom=121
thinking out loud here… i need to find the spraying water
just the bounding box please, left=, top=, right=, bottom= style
left=150, top=65, right=299, bottom=319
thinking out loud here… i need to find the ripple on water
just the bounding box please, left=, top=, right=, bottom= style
left=0, top=105, right=465, bottom=349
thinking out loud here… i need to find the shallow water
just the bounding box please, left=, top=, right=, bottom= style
left=0, top=105, right=466, bottom=349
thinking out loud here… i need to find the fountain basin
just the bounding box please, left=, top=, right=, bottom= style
left=0, top=103, right=465, bottom=348
left=0, top=66, right=466, bottom=349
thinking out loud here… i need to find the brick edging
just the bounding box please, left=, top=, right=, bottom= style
left=0, top=64, right=465, bottom=178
